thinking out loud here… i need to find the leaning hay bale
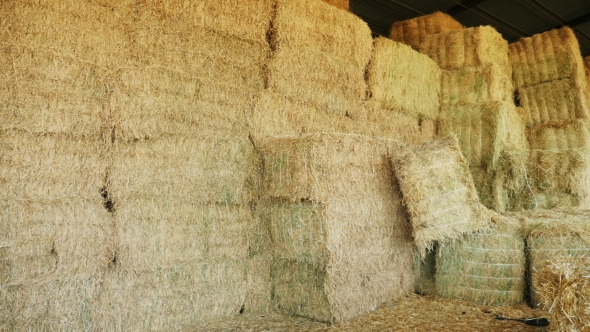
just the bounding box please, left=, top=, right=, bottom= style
left=389, top=12, right=464, bottom=51
left=114, top=198, right=251, bottom=272
left=108, top=136, right=260, bottom=205
left=0, top=133, right=107, bottom=200
left=517, top=209, right=590, bottom=306
left=273, top=0, right=372, bottom=68
left=436, top=213, right=526, bottom=306
left=258, top=133, right=414, bottom=322
left=440, top=64, right=513, bottom=105
left=419, top=26, right=509, bottom=70
left=266, top=46, right=366, bottom=115
left=0, top=199, right=113, bottom=284
left=392, top=136, right=491, bottom=255
left=413, top=246, right=437, bottom=296
left=98, top=260, right=247, bottom=330
left=534, top=257, right=590, bottom=332
left=245, top=254, right=272, bottom=315
left=509, top=27, right=585, bottom=89
left=321, top=0, right=350, bottom=10
left=366, top=37, right=441, bottom=120
left=1, top=277, right=102, bottom=331
left=518, top=76, right=590, bottom=127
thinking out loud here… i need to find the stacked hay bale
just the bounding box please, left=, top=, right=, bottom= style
left=258, top=133, right=414, bottom=323
left=321, top=0, right=350, bottom=11
left=100, top=0, right=271, bottom=328
left=419, top=26, right=527, bottom=212
left=0, top=1, right=119, bottom=330
left=509, top=27, right=590, bottom=209
left=389, top=12, right=464, bottom=52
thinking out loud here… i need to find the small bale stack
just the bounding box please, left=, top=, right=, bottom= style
left=421, top=26, right=527, bottom=211
left=534, top=257, right=590, bottom=332
left=515, top=209, right=590, bottom=307
left=389, top=12, right=464, bottom=51
left=436, top=213, right=526, bottom=306
left=509, top=27, right=590, bottom=209
left=258, top=133, right=414, bottom=323
left=101, top=0, right=271, bottom=327
left=0, top=1, right=117, bottom=329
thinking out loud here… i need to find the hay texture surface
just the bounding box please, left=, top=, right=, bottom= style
left=509, top=27, right=585, bottom=89
left=534, top=257, right=590, bottom=332
left=419, top=26, right=509, bottom=70
left=440, top=64, right=513, bottom=105
left=436, top=213, right=526, bottom=306
left=392, top=136, right=491, bottom=255
left=366, top=37, right=441, bottom=120
left=258, top=133, right=414, bottom=323
left=389, top=12, right=464, bottom=51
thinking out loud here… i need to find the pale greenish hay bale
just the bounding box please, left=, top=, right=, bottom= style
left=516, top=209, right=590, bottom=306
left=389, top=12, right=464, bottom=51
left=244, top=254, right=272, bottom=315
left=114, top=197, right=251, bottom=272
left=413, top=246, right=437, bottom=296
left=108, top=136, right=260, bottom=205
left=1, top=276, right=102, bottom=332
left=321, top=0, right=350, bottom=11
left=392, top=136, right=491, bottom=255
left=518, top=76, right=590, bottom=128
left=534, top=257, right=590, bottom=332
left=419, top=26, right=509, bottom=70
left=267, top=46, right=366, bottom=116
left=97, top=260, right=247, bottom=331
left=0, top=199, right=114, bottom=285
left=509, top=27, right=585, bottom=89
left=440, top=64, right=514, bottom=105
left=366, top=37, right=441, bottom=120
left=0, top=133, right=107, bottom=200
left=436, top=213, right=526, bottom=306
left=273, top=0, right=372, bottom=68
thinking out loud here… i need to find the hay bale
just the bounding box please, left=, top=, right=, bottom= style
left=419, top=118, right=438, bottom=143
left=97, top=260, right=247, bottom=330
left=436, top=213, right=526, bottom=306
left=258, top=133, right=414, bottom=322
left=366, top=37, right=441, bottom=120
left=517, top=209, right=590, bottom=306
left=440, top=64, right=514, bottom=105
left=509, top=27, right=585, bottom=89
left=114, top=198, right=251, bottom=272
left=245, top=254, right=272, bottom=315
left=534, top=257, right=590, bottom=332
left=389, top=12, right=464, bottom=51
left=108, top=136, right=260, bottom=205
left=321, top=0, right=350, bottom=10
left=518, top=76, right=590, bottom=128
left=419, top=26, right=509, bottom=70
left=392, top=136, right=491, bottom=254
left=414, top=246, right=437, bottom=296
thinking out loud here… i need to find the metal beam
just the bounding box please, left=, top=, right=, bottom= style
left=447, top=0, right=487, bottom=16
left=566, top=12, right=590, bottom=27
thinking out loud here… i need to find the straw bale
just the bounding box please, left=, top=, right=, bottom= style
left=266, top=46, right=366, bottom=115
left=392, top=136, right=491, bottom=254
left=436, top=213, right=526, bottom=306
left=244, top=254, right=272, bottom=315
left=0, top=199, right=113, bottom=284
left=414, top=246, right=437, bottom=296
left=518, top=76, right=590, bottom=127
left=0, top=133, right=107, bottom=200
left=420, top=118, right=438, bottom=143
left=108, top=136, right=260, bottom=205
left=534, top=257, right=590, bottom=332
left=98, top=260, right=247, bottom=331
left=440, top=64, right=514, bottom=105
left=389, top=12, right=464, bottom=51
left=419, top=26, right=509, bottom=70
left=273, top=0, right=372, bottom=68
left=1, top=277, right=102, bottom=331
left=517, top=209, right=590, bottom=306
left=321, top=0, right=350, bottom=11
left=114, top=198, right=251, bottom=272
left=470, top=166, right=507, bottom=212
left=509, top=27, right=585, bottom=89
left=366, top=37, right=441, bottom=120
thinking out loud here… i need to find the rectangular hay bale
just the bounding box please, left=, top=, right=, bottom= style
left=389, top=12, right=464, bottom=51
left=440, top=64, right=513, bottom=105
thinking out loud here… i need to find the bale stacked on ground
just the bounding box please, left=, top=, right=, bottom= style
left=436, top=213, right=526, bottom=306
left=258, top=132, right=414, bottom=323
left=389, top=12, right=464, bottom=51
left=534, top=257, right=590, bottom=332
left=366, top=37, right=441, bottom=120
left=267, top=0, right=372, bottom=115
left=392, top=136, right=491, bottom=255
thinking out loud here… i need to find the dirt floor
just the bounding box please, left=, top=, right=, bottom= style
left=198, top=294, right=549, bottom=331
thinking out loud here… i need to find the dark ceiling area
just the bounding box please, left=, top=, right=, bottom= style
left=350, top=0, right=590, bottom=56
